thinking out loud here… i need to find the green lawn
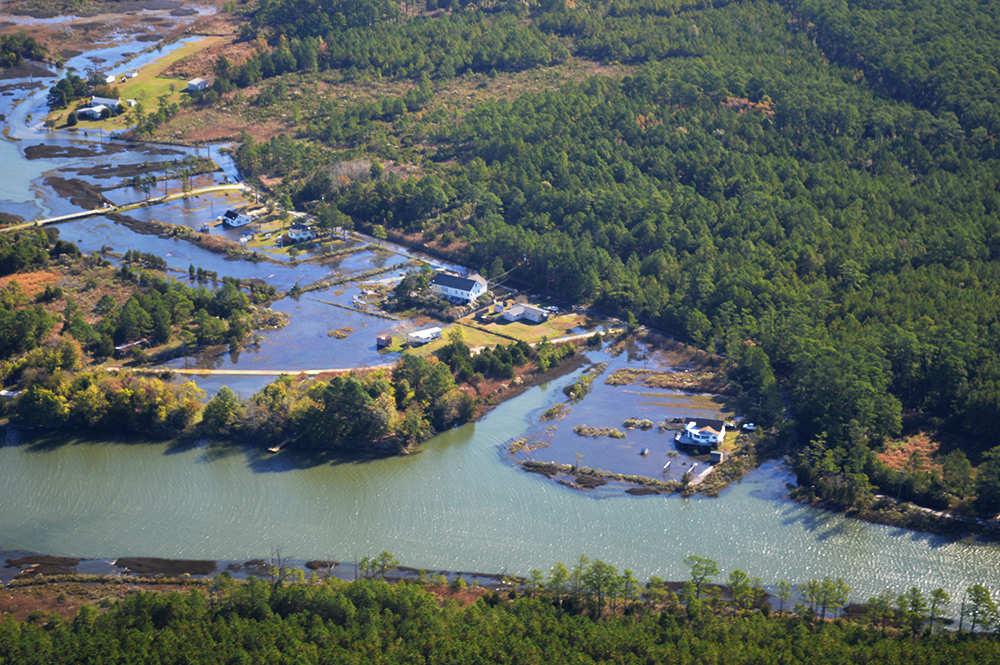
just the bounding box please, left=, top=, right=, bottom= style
left=48, top=37, right=223, bottom=131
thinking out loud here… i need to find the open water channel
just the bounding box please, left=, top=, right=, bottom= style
left=1, top=27, right=1000, bottom=607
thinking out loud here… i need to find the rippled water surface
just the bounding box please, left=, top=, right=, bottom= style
left=1, top=371, right=999, bottom=604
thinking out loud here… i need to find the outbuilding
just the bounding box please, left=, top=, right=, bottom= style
left=502, top=303, right=549, bottom=323
left=408, top=327, right=443, bottom=345
left=188, top=78, right=209, bottom=92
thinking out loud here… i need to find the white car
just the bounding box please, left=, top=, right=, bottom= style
left=742, top=422, right=756, bottom=432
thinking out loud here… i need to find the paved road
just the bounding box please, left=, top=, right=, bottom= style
left=2, top=183, right=249, bottom=233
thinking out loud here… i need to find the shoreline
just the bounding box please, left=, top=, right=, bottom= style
left=790, top=490, right=1000, bottom=541
left=1, top=551, right=523, bottom=590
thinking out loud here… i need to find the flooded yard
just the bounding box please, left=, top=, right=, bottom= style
left=510, top=344, right=738, bottom=483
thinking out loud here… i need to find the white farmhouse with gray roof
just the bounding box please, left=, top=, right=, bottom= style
left=430, top=272, right=487, bottom=303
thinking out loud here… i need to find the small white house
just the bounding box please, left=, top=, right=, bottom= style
left=684, top=418, right=727, bottom=447
left=104, top=74, right=116, bottom=84
left=219, top=209, right=252, bottom=228
left=125, top=99, right=137, bottom=107
left=502, top=303, right=549, bottom=323
left=127, top=70, right=139, bottom=78
left=430, top=272, right=487, bottom=303
left=408, top=327, right=443, bottom=345
left=77, top=105, right=107, bottom=120
left=188, top=78, right=209, bottom=92
left=287, top=222, right=317, bottom=242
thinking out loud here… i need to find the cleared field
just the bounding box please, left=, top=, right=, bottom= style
left=48, top=36, right=224, bottom=131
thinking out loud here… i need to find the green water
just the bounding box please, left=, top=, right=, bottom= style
left=2, top=373, right=999, bottom=606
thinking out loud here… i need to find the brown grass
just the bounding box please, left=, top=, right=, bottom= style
left=0, top=270, right=59, bottom=299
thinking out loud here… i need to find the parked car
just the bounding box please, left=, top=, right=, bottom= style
left=742, top=422, right=757, bottom=432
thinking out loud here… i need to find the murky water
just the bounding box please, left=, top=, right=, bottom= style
left=2, top=38, right=1000, bottom=610
left=1, top=372, right=999, bottom=606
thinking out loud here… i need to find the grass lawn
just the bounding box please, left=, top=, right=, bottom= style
left=48, top=36, right=224, bottom=131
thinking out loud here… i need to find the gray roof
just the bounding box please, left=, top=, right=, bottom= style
left=431, top=272, right=481, bottom=292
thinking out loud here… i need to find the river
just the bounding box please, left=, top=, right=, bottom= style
left=1, top=26, right=1000, bottom=608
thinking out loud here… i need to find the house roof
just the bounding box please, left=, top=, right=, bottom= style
left=431, top=272, right=485, bottom=292
left=91, top=96, right=121, bottom=108
left=223, top=210, right=240, bottom=220
left=507, top=304, right=547, bottom=318
left=290, top=222, right=310, bottom=230
left=685, top=418, right=726, bottom=435
left=79, top=105, right=107, bottom=116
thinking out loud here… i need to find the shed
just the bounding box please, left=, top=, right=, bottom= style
left=187, top=78, right=209, bottom=92
left=104, top=74, right=116, bottom=84
left=710, top=450, right=725, bottom=464
left=376, top=335, right=393, bottom=348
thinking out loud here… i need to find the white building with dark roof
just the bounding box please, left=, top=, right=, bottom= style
left=287, top=222, right=317, bottom=241
left=430, top=272, right=487, bottom=303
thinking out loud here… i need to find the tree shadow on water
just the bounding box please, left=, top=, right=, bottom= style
left=245, top=444, right=402, bottom=473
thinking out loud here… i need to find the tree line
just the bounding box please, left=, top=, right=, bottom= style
left=4, top=553, right=1000, bottom=663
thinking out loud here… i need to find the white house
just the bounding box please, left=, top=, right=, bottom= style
left=77, top=105, right=107, bottom=120
left=104, top=74, right=116, bottom=84
left=430, top=272, right=487, bottom=303
left=219, top=209, right=252, bottom=228
left=683, top=418, right=727, bottom=447
left=127, top=70, right=139, bottom=78
left=502, top=303, right=549, bottom=323
left=90, top=96, right=122, bottom=110
left=188, top=78, right=209, bottom=92
left=287, top=222, right=317, bottom=242
left=408, top=327, right=443, bottom=345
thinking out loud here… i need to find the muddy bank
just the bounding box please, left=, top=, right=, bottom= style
left=0, top=212, right=26, bottom=225
left=116, top=557, right=216, bottom=576
left=0, top=61, right=56, bottom=80
left=66, top=155, right=217, bottom=182
left=6, top=555, right=79, bottom=577
left=520, top=460, right=682, bottom=495
left=43, top=175, right=108, bottom=209
left=25, top=142, right=181, bottom=160
left=8, top=0, right=183, bottom=18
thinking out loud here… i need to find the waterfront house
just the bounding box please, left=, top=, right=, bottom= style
left=104, top=74, right=116, bottom=84
left=219, top=209, right=252, bottom=228
left=684, top=418, right=727, bottom=446
left=188, top=78, right=209, bottom=92
left=430, top=272, right=487, bottom=303
left=287, top=222, right=317, bottom=241
left=502, top=303, right=549, bottom=323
